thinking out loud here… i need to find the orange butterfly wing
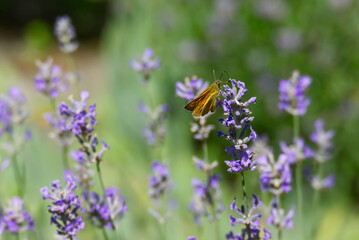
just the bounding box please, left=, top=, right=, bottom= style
left=185, top=84, right=220, bottom=117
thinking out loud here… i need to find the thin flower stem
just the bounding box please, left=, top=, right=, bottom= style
left=276, top=195, right=282, bottom=240
left=12, top=154, right=23, bottom=198
left=101, top=228, right=109, bottom=240
left=62, top=146, right=69, bottom=170
left=210, top=202, right=219, bottom=240
left=203, top=141, right=209, bottom=162
left=96, top=162, right=116, bottom=230
left=293, top=115, right=303, bottom=235
left=15, top=233, right=20, bottom=240
left=311, top=164, right=323, bottom=237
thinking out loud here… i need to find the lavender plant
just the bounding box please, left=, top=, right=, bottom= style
left=226, top=194, right=271, bottom=240
left=307, top=119, right=335, bottom=236
left=54, top=15, right=79, bottom=54
left=130, top=48, right=160, bottom=83
left=176, top=75, right=224, bottom=238
left=58, top=91, right=127, bottom=237
left=0, top=196, right=34, bottom=236
left=0, top=87, right=31, bottom=197
left=40, top=177, right=85, bottom=239
left=256, top=149, right=295, bottom=239
left=278, top=70, right=312, bottom=234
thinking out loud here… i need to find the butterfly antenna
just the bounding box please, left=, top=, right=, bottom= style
left=212, top=68, right=216, bottom=81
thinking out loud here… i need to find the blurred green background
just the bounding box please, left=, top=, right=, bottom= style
left=0, top=0, right=358, bottom=239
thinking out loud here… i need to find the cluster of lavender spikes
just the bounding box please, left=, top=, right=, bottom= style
left=130, top=48, right=160, bottom=82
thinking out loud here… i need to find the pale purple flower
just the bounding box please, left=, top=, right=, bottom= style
left=54, top=15, right=79, bottom=53
left=274, top=28, right=303, bottom=53
left=267, top=203, right=295, bottom=229
left=224, top=148, right=257, bottom=172
left=250, top=135, right=272, bottom=161
left=227, top=195, right=271, bottom=240
left=0, top=197, right=34, bottom=234
left=280, top=138, right=312, bottom=164
left=40, top=177, right=85, bottom=239
left=305, top=168, right=335, bottom=190
left=329, top=0, right=354, bottom=11
left=130, top=48, right=160, bottom=81
left=83, top=188, right=127, bottom=229
left=148, top=160, right=172, bottom=224
left=34, top=58, right=67, bottom=99
left=43, top=112, right=73, bottom=148
left=190, top=115, right=215, bottom=141
left=310, top=119, right=334, bottom=163
left=188, top=237, right=196, bottom=240
left=253, top=0, right=288, bottom=21
left=176, top=75, right=209, bottom=101
left=139, top=103, right=169, bottom=146
left=257, top=152, right=292, bottom=195
left=69, top=151, right=94, bottom=191
left=148, top=160, right=170, bottom=200
left=278, top=70, right=311, bottom=116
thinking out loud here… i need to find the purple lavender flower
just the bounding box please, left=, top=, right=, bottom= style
left=176, top=75, right=209, bottom=101
left=189, top=157, right=224, bottom=225
left=190, top=115, right=215, bottom=141
left=305, top=168, right=335, bottom=190
left=227, top=194, right=271, bottom=240
left=257, top=152, right=292, bottom=195
left=54, top=15, right=79, bottom=53
left=278, top=70, right=311, bottom=116
left=148, top=160, right=172, bottom=224
left=0, top=197, right=34, bottom=234
left=310, top=119, right=334, bottom=163
left=40, top=177, right=85, bottom=239
left=139, top=103, right=169, bottom=146
left=224, top=147, right=257, bottom=172
left=188, top=237, right=196, bottom=240
left=83, top=188, right=127, bottom=229
left=0, top=87, right=31, bottom=156
left=267, top=203, right=295, bottom=230
left=43, top=112, right=73, bottom=148
left=250, top=135, right=272, bottom=161
left=34, top=58, right=68, bottom=99
left=148, top=160, right=170, bottom=200
left=68, top=150, right=94, bottom=191
left=218, top=79, right=257, bottom=172
left=130, top=48, right=160, bottom=81
left=280, top=138, right=312, bottom=164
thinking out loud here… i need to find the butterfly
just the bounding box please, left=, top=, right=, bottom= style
left=184, top=79, right=222, bottom=117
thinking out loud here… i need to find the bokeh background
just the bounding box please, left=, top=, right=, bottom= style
left=0, top=0, right=359, bottom=239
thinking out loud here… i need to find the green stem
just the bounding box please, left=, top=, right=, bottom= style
left=12, top=154, right=23, bottom=198
left=210, top=203, right=219, bottom=240
left=15, top=233, right=20, bottom=240
left=311, top=164, right=323, bottom=237
left=62, top=146, right=69, bottom=170
left=276, top=195, right=282, bottom=240
left=96, top=163, right=116, bottom=230
left=101, top=228, right=109, bottom=240
left=203, top=141, right=208, bottom=162
left=293, top=115, right=303, bottom=235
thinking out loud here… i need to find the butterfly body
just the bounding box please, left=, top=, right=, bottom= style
left=184, top=80, right=221, bottom=117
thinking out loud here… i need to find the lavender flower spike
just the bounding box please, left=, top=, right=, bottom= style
left=0, top=196, right=34, bottom=234
left=54, top=15, right=79, bottom=53
left=267, top=203, right=295, bottom=230
left=280, top=137, right=312, bottom=164
left=227, top=194, right=271, bottom=240
left=257, top=151, right=292, bottom=195
left=83, top=187, right=127, bottom=229
left=278, top=70, right=311, bottom=116
left=130, top=48, right=160, bottom=81
left=310, top=119, right=334, bottom=163
left=34, top=58, right=67, bottom=99
left=40, top=177, right=85, bottom=239
left=176, top=75, right=209, bottom=101
left=0, top=157, right=10, bottom=173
